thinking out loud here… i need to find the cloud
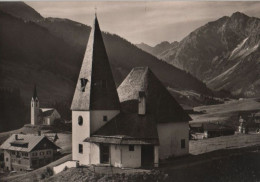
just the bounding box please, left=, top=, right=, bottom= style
left=27, top=1, right=260, bottom=46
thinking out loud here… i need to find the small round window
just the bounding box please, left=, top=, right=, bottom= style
left=78, top=116, right=83, bottom=126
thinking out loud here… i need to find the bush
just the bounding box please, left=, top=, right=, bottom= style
left=40, top=173, right=46, bottom=179
left=46, top=166, right=54, bottom=176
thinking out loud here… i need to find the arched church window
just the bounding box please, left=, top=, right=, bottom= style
left=78, top=116, right=83, bottom=126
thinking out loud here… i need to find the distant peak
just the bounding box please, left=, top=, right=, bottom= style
left=231, top=12, right=249, bottom=19
left=138, top=42, right=150, bottom=46
left=156, top=41, right=170, bottom=46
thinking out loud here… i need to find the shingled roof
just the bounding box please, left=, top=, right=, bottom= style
left=85, top=112, right=159, bottom=145
left=71, top=15, right=120, bottom=111
left=117, top=67, right=191, bottom=123
left=0, top=134, right=60, bottom=152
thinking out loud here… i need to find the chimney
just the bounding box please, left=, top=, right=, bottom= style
left=38, top=130, right=41, bottom=136
left=15, top=134, right=18, bottom=140
left=138, top=91, right=146, bottom=115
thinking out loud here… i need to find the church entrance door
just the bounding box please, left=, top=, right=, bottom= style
left=100, top=144, right=110, bottom=164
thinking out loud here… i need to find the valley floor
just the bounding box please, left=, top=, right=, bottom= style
left=2, top=132, right=260, bottom=182
left=190, top=97, right=260, bottom=123
left=1, top=98, right=260, bottom=181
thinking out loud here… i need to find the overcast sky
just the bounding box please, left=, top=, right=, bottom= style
left=26, top=1, right=260, bottom=46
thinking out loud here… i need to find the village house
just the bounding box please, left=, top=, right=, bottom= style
left=189, top=122, right=235, bottom=139
left=0, top=133, right=60, bottom=171
left=203, top=122, right=235, bottom=138
left=70, top=15, right=191, bottom=168
left=31, top=86, right=61, bottom=126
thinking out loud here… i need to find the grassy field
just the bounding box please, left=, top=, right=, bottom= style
left=190, top=97, right=260, bottom=124
left=190, top=133, right=260, bottom=155
left=163, top=147, right=260, bottom=182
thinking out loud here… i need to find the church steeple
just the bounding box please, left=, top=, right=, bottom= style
left=32, top=84, right=38, bottom=100
left=71, top=15, right=120, bottom=111
left=31, top=84, right=39, bottom=125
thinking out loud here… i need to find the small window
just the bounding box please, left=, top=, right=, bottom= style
left=6, top=158, right=8, bottom=162
left=40, top=152, right=44, bottom=155
left=79, top=144, right=83, bottom=154
left=80, top=78, right=88, bottom=92
left=103, top=116, right=107, bottom=122
left=181, top=139, right=185, bottom=149
left=78, top=116, right=83, bottom=126
left=129, top=145, right=135, bottom=151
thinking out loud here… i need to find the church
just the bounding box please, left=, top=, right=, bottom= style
left=31, top=86, right=61, bottom=126
left=71, top=15, right=191, bottom=168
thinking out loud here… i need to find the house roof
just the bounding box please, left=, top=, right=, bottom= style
left=117, top=67, right=191, bottom=123
left=0, top=134, right=60, bottom=152
left=203, top=123, right=235, bottom=132
left=85, top=111, right=159, bottom=145
left=39, top=108, right=55, bottom=117
left=85, top=136, right=158, bottom=145
left=71, top=15, right=120, bottom=111
left=84, top=67, right=191, bottom=145
left=255, top=112, right=260, bottom=117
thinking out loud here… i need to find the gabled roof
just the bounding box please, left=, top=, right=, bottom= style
left=117, top=67, right=191, bottom=123
left=71, top=15, right=120, bottom=111
left=203, top=123, right=235, bottom=132
left=0, top=134, right=60, bottom=152
left=39, top=108, right=55, bottom=117
left=85, top=111, right=159, bottom=145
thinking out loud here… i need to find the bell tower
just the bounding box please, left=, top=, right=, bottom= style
left=71, top=15, right=120, bottom=165
left=31, top=85, right=39, bottom=125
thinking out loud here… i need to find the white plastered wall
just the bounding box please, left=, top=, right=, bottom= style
left=110, top=145, right=141, bottom=168
left=72, top=110, right=119, bottom=165
left=121, top=145, right=141, bottom=168
left=157, top=122, right=189, bottom=159
left=110, top=144, right=122, bottom=167
left=72, top=111, right=90, bottom=164
left=89, top=143, right=100, bottom=164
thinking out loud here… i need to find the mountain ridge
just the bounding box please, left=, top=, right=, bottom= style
left=138, top=12, right=260, bottom=97
left=0, top=2, right=212, bottom=105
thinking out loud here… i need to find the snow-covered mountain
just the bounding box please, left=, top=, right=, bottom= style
left=139, top=12, right=260, bottom=97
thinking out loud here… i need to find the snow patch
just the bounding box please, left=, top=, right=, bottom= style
left=229, top=37, right=248, bottom=58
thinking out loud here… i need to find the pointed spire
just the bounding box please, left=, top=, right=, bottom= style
left=33, top=84, right=38, bottom=100
left=71, top=15, right=120, bottom=111
left=94, top=6, right=97, bottom=18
